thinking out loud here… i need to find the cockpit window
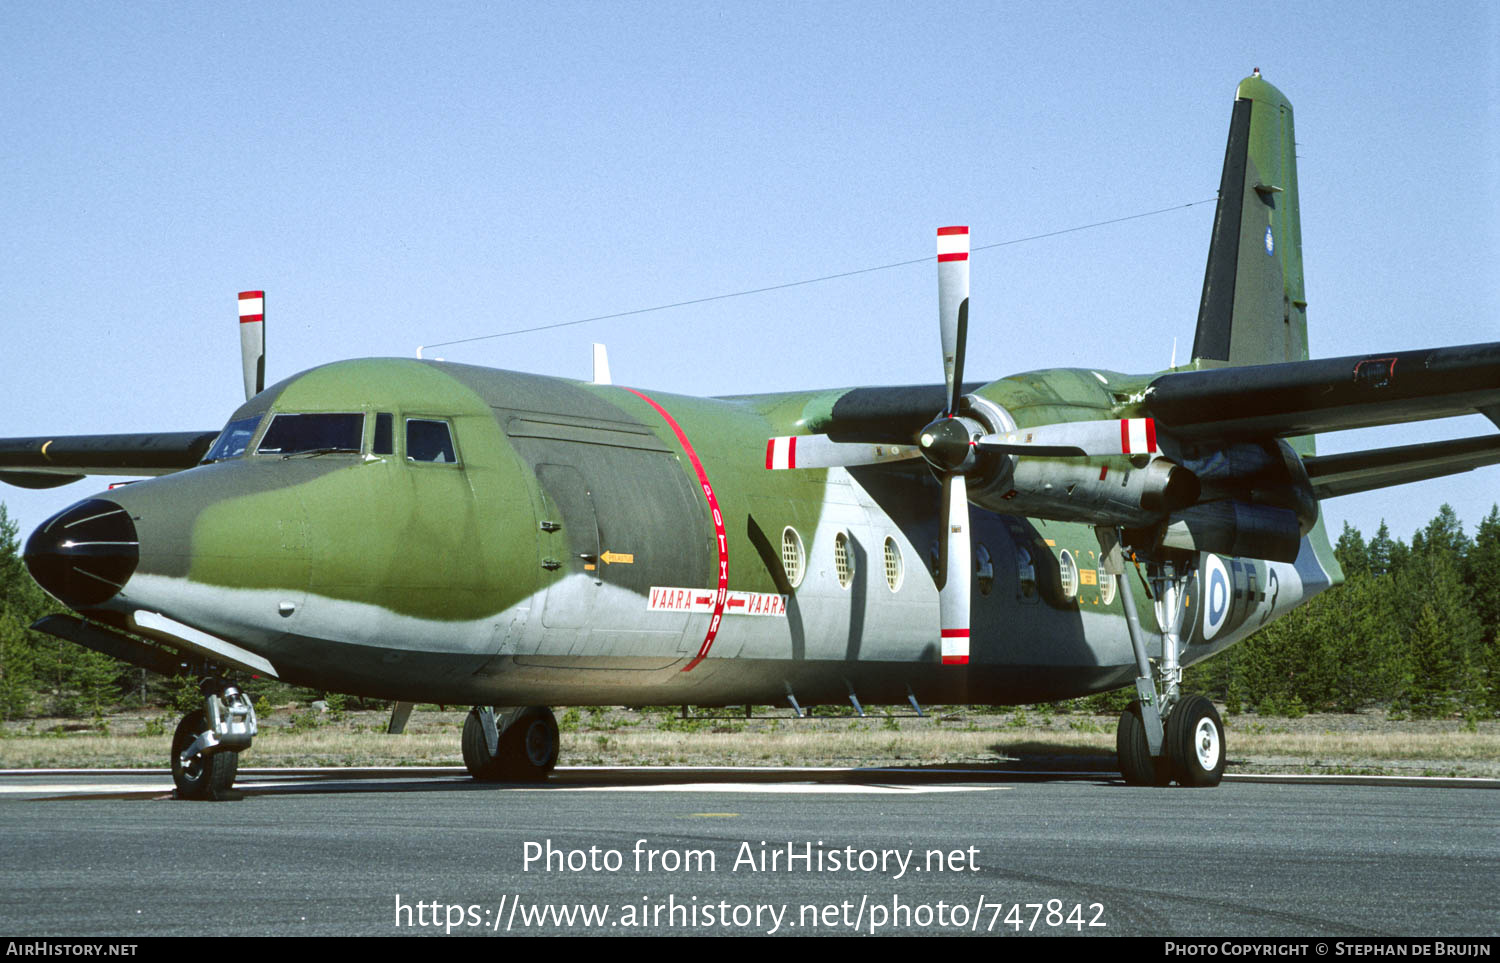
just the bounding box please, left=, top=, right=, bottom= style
left=406, top=418, right=457, bottom=463
left=257, top=413, right=365, bottom=456
left=201, top=416, right=262, bottom=463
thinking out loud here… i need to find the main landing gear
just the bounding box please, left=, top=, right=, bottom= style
left=462, top=706, right=560, bottom=781
left=1116, top=694, right=1225, bottom=787
left=171, top=678, right=257, bottom=800
left=1098, top=529, right=1227, bottom=788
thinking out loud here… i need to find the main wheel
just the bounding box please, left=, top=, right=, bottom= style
left=463, top=707, right=559, bottom=782
left=504, top=706, right=560, bottom=779
left=1116, top=701, right=1170, bottom=787
left=1166, top=694, right=1226, bottom=787
left=171, top=710, right=239, bottom=800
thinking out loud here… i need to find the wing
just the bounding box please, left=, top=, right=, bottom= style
left=1144, top=342, right=1500, bottom=439
left=1301, top=435, right=1500, bottom=500
left=0, top=431, right=219, bottom=489
left=1144, top=341, right=1500, bottom=498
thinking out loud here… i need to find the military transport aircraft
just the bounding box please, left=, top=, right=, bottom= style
left=5, top=72, right=1499, bottom=798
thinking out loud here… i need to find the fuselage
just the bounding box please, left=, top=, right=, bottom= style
left=29, top=358, right=1342, bottom=708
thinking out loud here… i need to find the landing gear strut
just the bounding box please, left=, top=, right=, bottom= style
left=462, top=706, right=559, bottom=782
left=172, top=678, right=257, bottom=800
left=1098, top=529, right=1225, bottom=787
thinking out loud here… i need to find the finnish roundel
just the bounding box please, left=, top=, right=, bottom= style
left=1202, top=554, right=1231, bottom=641
left=1264, top=226, right=1275, bottom=256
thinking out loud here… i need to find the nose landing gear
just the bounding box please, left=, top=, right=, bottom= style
left=171, top=679, right=257, bottom=800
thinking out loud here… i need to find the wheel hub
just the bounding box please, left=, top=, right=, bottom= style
left=524, top=721, right=553, bottom=766
left=1194, top=717, right=1221, bottom=770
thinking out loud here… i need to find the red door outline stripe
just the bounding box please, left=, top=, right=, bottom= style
left=620, top=388, right=727, bottom=672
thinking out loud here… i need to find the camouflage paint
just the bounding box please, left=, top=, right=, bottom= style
left=19, top=73, right=1350, bottom=708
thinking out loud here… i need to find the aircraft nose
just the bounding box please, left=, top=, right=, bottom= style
left=24, top=498, right=139, bottom=608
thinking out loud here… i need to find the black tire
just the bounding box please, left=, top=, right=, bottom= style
left=504, top=706, right=560, bottom=779
left=462, top=708, right=505, bottom=781
left=171, top=710, right=239, bottom=800
left=463, top=706, right=559, bottom=782
left=1166, top=694, right=1226, bottom=787
left=1117, top=701, right=1170, bottom=787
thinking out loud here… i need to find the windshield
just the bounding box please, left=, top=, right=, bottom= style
left=256, top=413, right=365, bottom=456
left=201, top=416, right=262, bottom=463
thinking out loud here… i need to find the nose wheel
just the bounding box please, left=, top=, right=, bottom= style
left=171, top=710, right=240, bottom=800
left=171, top=679, right=257, bottom=800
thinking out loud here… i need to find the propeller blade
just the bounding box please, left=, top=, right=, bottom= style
left=238, top=290, right=266, bottom=402
left=765, top=435, right=923, bottom=471
left=937, top=226, right=970, bottom=415
left=937, top=472, right=971, bottom=665
left=975, top=417, right=1159, bottom=457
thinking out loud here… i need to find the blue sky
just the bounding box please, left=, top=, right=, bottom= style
left=3, top=1, right=1497, bottom=546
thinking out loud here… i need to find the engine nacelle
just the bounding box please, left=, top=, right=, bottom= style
left=1153, top=500, right=1303, bottom=563
left=967, top=454, right=1200, bottom=528
left=959, top=394, right=1200, bottom=527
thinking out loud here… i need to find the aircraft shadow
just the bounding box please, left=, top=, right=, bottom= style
left=209, top=758, right=1127, bottom=799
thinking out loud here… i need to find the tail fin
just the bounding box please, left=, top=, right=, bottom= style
left=1192, top=71, right=1309, bottom=368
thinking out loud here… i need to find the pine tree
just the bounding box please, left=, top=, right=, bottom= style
left=1395, top=551, right=1484, bottom=717
left=1335, top=522, right=1370, bottom=578
left=0, top=607, right=35, bottom=721
left=0, top=505, right=48, bottom=720
left=1465, top=506, right=1500, bottom=637
left=1412, top=504, right=1471, bottom=561
left=1368, top=522, right=1397, bottom=577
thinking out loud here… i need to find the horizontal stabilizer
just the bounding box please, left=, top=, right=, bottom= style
left=1146, top=341, right=1500, bottom=440
left=1302, top=434, right=1500, bottom=499
left=0, top=431, right=218, bottom=488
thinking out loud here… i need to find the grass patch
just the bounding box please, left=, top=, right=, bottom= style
left=0, top=705, right=1495, bottom=776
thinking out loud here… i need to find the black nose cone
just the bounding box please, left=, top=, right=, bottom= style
left=24, top=499, right=139, bottom=608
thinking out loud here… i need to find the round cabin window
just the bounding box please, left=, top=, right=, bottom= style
left=883, top=537, right=903, bottom=592
left=781, top=527, right=805, bottom=588
left=834, top=531, right=854, bottom=589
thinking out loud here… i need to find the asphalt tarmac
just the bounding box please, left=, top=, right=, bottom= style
left=0, top=767, right=1494, bottom=937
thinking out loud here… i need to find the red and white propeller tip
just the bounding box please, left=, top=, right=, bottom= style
left=938, top=473, right=971, bottom=665
left=238, top=290, right=266, bottom=402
